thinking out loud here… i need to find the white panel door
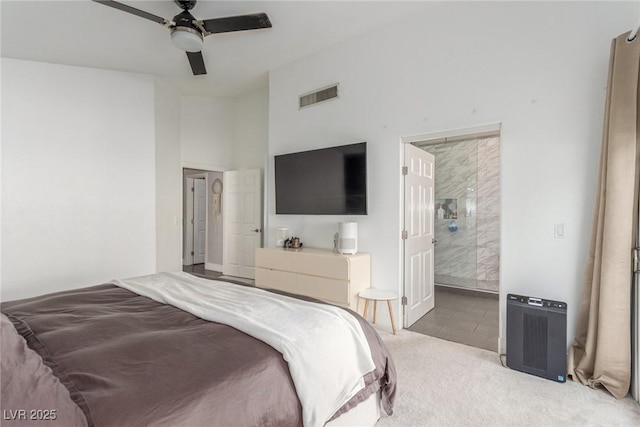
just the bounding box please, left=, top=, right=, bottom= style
left=404, top=143, right=435, bottom=327
left=222, top=169, right=262, bottom=278
left=193, top=178, right=206, bottom=264
left=184, top=177, right=195, bottom=266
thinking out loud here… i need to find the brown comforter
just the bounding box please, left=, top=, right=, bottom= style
left=1, top=279, right=396, bottom=427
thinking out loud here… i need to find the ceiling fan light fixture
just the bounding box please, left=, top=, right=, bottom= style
left=170, top=27, right=203, bottom=52
left=91, top=0, right=272, bottom=76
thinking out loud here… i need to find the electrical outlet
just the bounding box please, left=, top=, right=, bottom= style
left=554, top=223, right=565, bottom=239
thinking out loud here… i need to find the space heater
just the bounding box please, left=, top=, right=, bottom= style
left=506, top=293, right=567, bottom=382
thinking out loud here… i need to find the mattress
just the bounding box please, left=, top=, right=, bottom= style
left=1, top=273, right=396, bottom=427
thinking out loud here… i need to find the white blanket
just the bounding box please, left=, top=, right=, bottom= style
left=112, top=272, right=375, bottom=427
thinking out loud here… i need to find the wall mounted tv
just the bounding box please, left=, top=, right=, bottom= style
left=275, top=142, right=367, bottom=215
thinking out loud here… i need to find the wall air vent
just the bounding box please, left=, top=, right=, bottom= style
left=299, top=84, right=339, bottom=109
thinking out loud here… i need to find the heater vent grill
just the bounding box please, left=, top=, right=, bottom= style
left=522, top=313, right=548, bottom=371
left=299, top=84, right=339, bottom=108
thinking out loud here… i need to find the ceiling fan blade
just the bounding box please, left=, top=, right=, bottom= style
left=186, top=51, right=207, bottom=75
left=92, top=0, right=170, bottom=26
left=202, top=13, right=272, bottom=34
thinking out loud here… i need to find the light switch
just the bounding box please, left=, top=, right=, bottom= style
left=554, top=223, right=565, bottom=239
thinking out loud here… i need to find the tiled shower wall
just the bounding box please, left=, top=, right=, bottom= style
left=422, top=136, right=500, bottom=292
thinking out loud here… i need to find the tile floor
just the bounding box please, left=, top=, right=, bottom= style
left=408, top=285, right=499, bottom=352
left=183, top=264, right=255, bottom=286
left=182, top=264, right=222, bottom=280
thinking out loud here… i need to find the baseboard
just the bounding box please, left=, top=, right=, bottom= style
left=205, top=262, right=222, bottom=272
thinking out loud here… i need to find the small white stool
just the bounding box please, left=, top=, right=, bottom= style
left=359, top=288, right=398, bottom=335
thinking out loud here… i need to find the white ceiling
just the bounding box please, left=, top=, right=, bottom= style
left=1, top=0, right=431, bottom=97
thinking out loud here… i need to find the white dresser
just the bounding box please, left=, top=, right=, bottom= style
left=255, top=247, right=370, bottom=310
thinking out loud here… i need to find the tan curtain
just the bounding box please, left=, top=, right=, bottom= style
left=568, top=31, right=640, bottom=399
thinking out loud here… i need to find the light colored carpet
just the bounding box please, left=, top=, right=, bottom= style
left=373, top=327, right=640, bottom=426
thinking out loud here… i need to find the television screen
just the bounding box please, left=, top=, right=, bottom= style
left=275, top=142, right=367, bottom=215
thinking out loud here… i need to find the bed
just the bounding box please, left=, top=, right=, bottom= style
left=1, top=272, right=396, bottom=427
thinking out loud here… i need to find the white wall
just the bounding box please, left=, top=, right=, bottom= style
left=233, top=87, right=269, bottom=169
left=267, top=1, right=637, bottom=348
left=181, top=96, right=235, bottom=171
left=1, top=58, right=156, bottom=301
left=155, top=79, right=183, bottom=273
left=1, top=59, right=269, bottom=298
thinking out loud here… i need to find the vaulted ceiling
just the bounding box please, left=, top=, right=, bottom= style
left=1, top=1, right=430, bottom=96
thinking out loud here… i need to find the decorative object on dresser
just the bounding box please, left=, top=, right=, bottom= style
left=283, top=236, right=303, bottom=249
left=337, top=221, right=358, bottom=254
left=276, top=227, right=290, bottom=247
left=255, top=247, right=370, bottom=310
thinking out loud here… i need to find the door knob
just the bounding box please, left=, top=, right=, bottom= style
left=432, top=238, right=438, bottom=244
left=252, top=228, right=262, bottom=233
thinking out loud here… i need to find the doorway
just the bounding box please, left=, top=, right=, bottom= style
left=403, top=126, right=502, bottom=352
left=182, top=168, right=263, bottom=281
left=183, top=168, right=224, bottom=275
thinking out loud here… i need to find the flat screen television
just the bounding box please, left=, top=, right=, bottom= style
left=274, top=142, right=367, bottom=215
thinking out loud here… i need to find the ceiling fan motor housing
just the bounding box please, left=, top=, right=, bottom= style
left=175, top=0, right=197, bottom=11
left=171, top=10, right=203, bottom=52
left=173, top=10, right=200, bottom=32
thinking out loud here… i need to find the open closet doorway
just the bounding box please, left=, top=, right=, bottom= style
left=182, top=168, right=224, bottom=279
left=402, top=125, right=502, bottom=353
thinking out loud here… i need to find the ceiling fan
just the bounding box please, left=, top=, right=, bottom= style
left=93, top=0, right=272, bottom=76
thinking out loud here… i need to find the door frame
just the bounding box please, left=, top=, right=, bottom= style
left=400, top=123, right=503, bottom=333
left=183, top=171, right=208, bottom=266
left=632, top=194, right=640, bottom=403
left=193, top=177, right=207, bottom=264
left=185, top=177, right=195, bottom=266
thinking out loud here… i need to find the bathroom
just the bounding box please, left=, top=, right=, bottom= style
left=408, top=131, right=501, bottom=352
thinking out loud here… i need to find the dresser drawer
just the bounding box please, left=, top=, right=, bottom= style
left=295, top=253, right=348, bottom=280
left=255, top=268, right=297, bottom=293
left=256, top=248, right=297, bottom=271
left=257, top=249, right=348, bottom=280
left=254, top=247, right=370, bottom=310
left=297, top=275, right=349, bottom=306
